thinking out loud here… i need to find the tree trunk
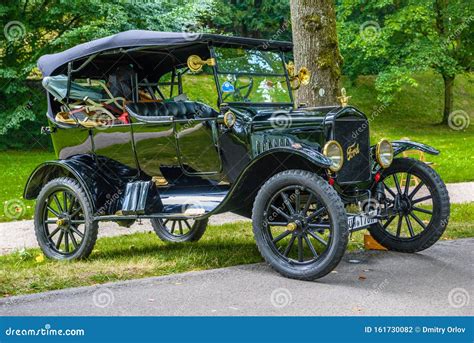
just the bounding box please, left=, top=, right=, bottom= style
left=442, top=74, right=454, bottom=124
left=290, top=0, right=343, bottom=106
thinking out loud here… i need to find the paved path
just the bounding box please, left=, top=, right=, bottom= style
left=0, top=213, right=248, bottom=255
left=0, top=182, right=473, bottom=255
left=1, top=238, right=472, bottom=316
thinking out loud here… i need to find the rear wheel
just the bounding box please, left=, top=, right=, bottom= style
left=34, top=177, right=98, bottom=260
left=369, top=158, right=450, bottom=252
left=252, top=170, right=348, bottom=280
left=151, top=218, right=208, bottom=242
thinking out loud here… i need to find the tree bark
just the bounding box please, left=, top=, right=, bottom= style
left=442, top=74, right=454, bottom=124
left=290, top=0, right=343, bottom=106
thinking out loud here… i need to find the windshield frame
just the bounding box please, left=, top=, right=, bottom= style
left=210, top=46, right=294, bottom=106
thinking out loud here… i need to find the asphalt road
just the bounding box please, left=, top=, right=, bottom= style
left=1, top=238, right=472, bottom=316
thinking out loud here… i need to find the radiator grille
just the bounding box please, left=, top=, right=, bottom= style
left=334, top=119, right=371, bottom=183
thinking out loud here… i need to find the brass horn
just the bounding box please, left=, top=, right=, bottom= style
left=187, top=55, right=216, bottom=72
left=286, top=61, right=311, bottom=90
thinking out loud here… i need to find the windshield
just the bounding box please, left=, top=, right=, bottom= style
left=214, top=48, right=292, bottom=104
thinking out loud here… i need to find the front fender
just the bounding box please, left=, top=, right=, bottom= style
left=24, top=154, right=140, bottom=215
left=370, top=140, right=439, bottom=160
left=211, top=147, right=332, bottom=218
left=391, top=140, right=440, bottom=157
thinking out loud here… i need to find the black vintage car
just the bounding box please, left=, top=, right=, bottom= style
left=25, top=30, right=450, bottom=280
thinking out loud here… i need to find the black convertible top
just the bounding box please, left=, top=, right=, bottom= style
left=38, top=30, right=293, bottom=78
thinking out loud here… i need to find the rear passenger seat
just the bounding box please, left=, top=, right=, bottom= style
left=125, top=101, right=219, bottom=120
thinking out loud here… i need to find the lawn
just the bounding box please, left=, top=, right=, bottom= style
left=343, top=71, right=474, bottom=184
left=0, top=202, right=473, bottom=297
left=0, top=72, right=472, bottom=224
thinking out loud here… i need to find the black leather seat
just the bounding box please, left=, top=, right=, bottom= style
left=126, top=101, right=218, bottom=120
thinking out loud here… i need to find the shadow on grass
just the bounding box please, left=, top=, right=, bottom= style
left=89, top=241, right=260, bottom=262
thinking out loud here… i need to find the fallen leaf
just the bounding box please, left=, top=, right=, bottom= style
left=358, top=274, right=366, bottom=280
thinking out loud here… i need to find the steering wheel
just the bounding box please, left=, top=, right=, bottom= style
left=223, top=76, right=254, bottom=102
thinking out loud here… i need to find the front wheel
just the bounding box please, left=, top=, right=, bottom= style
left=252, top=170, right=348, bottom=280
left=369, top=158, right=450, bottom=252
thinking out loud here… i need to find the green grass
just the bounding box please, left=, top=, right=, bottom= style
left=1, top=202, right=473, bottom=297
left=0, top=150, right=55, bottom=222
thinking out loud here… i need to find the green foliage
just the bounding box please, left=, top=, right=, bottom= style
left=209, top=0, right=291, bottom=40
left=0, top=0, right=214, bottom=149
left=337, top=0, right=473, bottom=107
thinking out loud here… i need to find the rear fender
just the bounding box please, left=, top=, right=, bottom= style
left=24, top=154, right=140, bottom=215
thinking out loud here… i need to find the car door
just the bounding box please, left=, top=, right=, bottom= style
left=131, top=115, right=177, bottom=178
left=174, top=115, right=222, bottom=175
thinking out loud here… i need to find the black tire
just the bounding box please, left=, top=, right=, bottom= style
left=252, top=170, right=348, bottom=280
left=369, top=158, right=450, bottom=252
left=34, top=177, right=98, bottom=260
left=151, top=218, right=208, bottom=242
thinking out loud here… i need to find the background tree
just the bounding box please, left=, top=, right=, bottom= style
left=290, top=0, right=343, bottom=106
left=338, top=0, right=473, bottom=124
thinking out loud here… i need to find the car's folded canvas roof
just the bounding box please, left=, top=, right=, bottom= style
left=38, top=30, right=293, bottom=78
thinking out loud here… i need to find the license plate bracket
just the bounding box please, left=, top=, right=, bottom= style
left=347, top=212, right=378, bottom=231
